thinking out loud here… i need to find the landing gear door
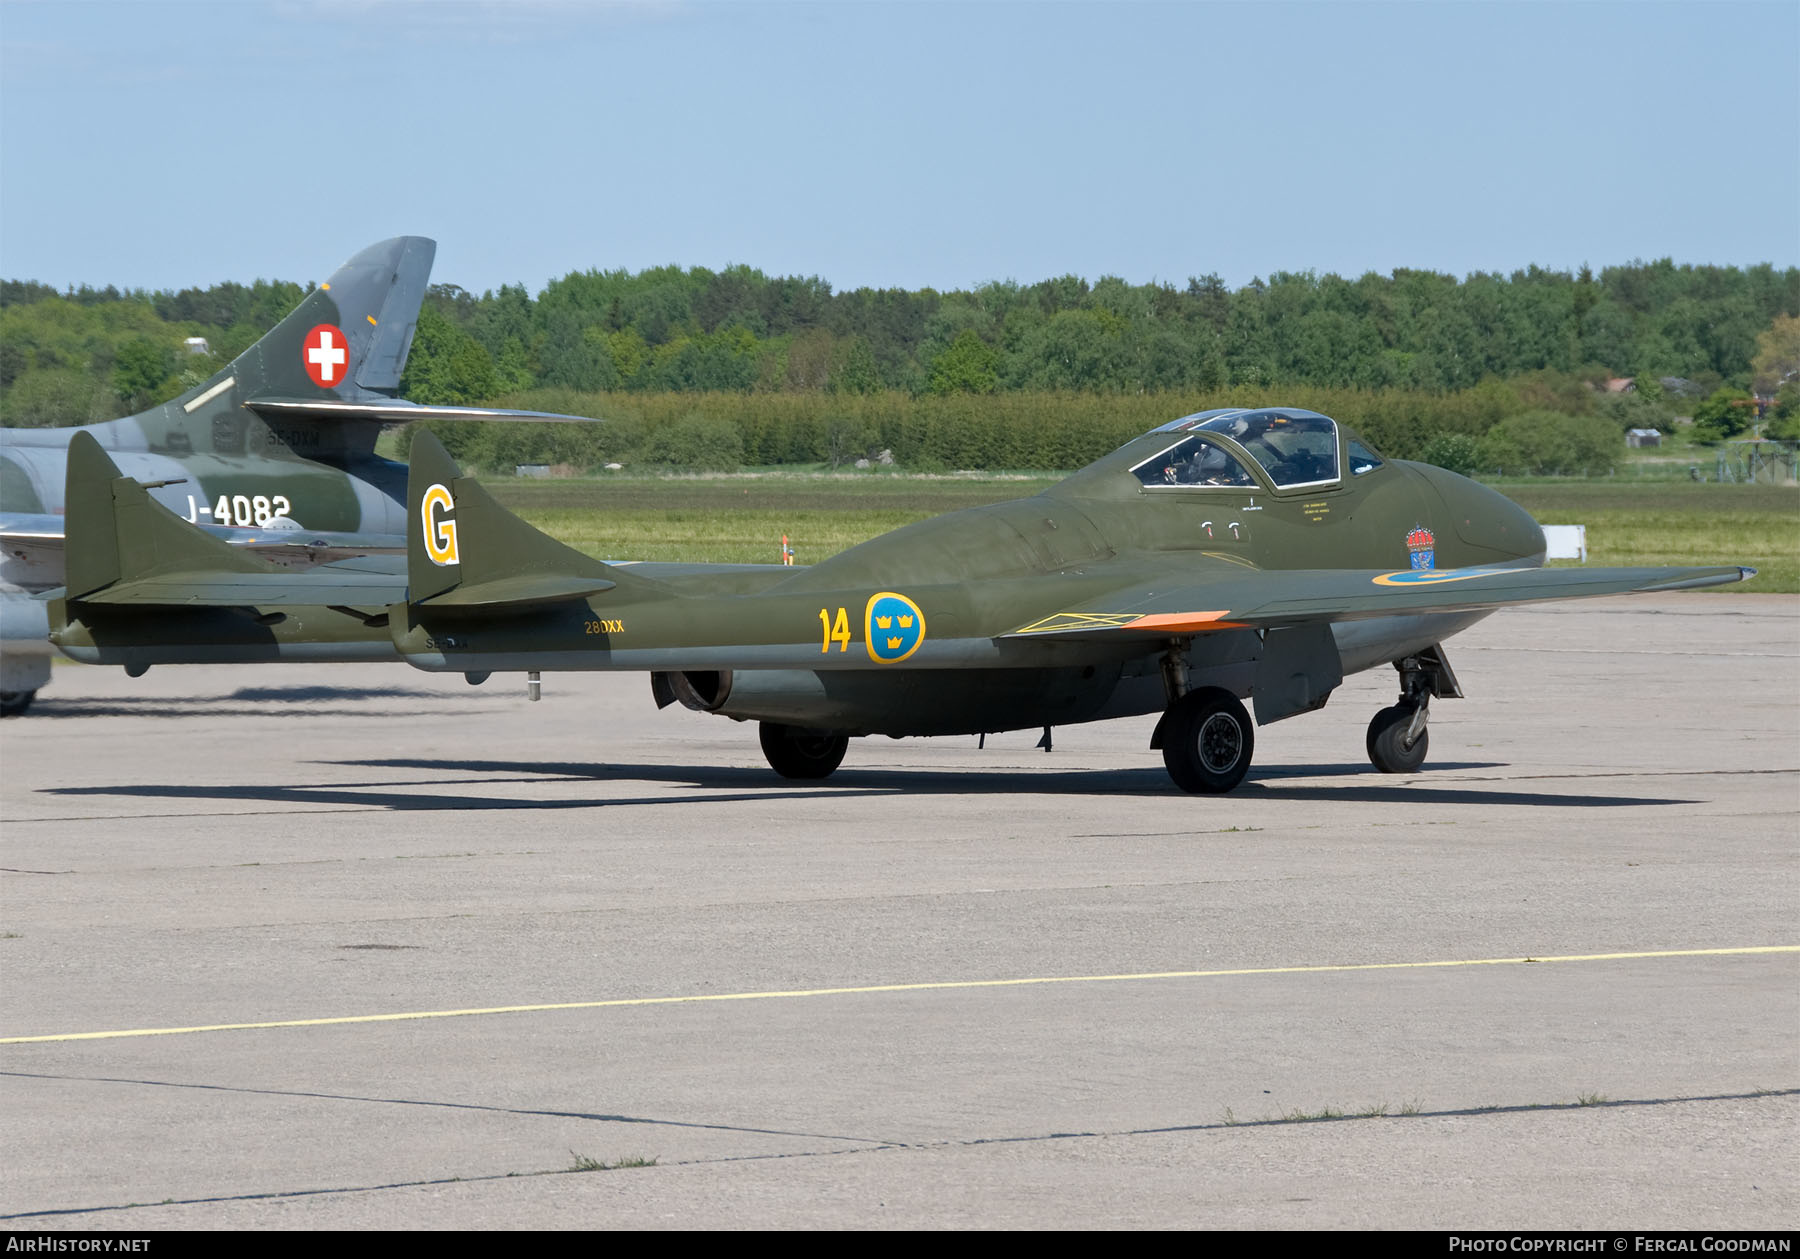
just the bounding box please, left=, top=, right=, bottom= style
left=1253, top=622, right=1343, bottom=725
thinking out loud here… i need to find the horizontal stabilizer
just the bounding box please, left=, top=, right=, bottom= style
left=1004, top=563, right=1756, bottom=640
left=245, top=397, right=601, bottom=425
left=2, top=514, right=403, bottom=569
left=71, top=566, right=405, bottom=607
left=420, top=574, right=616, bottom=608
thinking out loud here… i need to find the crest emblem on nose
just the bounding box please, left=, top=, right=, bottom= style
left=1406, top=526, right=1435, bottom=570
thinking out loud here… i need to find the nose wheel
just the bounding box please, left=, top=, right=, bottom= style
left=1367, top=702, right=1429, bottom=773
left=1367, top=645, right=1459, bottom=774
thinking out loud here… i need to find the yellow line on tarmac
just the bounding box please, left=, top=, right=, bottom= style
left=5, top=946, right=1795, bottom=1045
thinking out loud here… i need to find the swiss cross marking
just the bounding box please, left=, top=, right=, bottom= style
left=303, top=324, right=350, bottom=388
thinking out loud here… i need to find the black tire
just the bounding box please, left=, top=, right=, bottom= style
left=758, top=722, right=849, bottom=780
left=1161, top=688, right=1254, bottom=794
left=0, top=690, right=34, bottom=718
left=1366, top=704, right=1429, bottom=773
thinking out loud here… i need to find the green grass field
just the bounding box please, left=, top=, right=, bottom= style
left=484, top=472, right=1060, bottom=568
left=483, top=471, right=1799, bottom=592
left=1501, top=482, right=1799, bottom=592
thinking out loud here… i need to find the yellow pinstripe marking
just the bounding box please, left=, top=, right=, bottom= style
left=4, top=946, right=1793, bottom=1045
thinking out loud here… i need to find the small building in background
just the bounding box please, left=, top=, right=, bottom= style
left=182, top=337, right=210, bottom=356
left=1604, top=377, right=1636, bottom=393
left=1542, top=525, right=1588, bottom=563
left=1626, top=428, right=1662, bottom=448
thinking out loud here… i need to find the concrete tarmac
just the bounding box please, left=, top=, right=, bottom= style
left=1, top=594, right=1795, bottom=1230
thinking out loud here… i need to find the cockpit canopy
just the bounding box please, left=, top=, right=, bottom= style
left=1130, top=408, right=1382, bottom=490
left=1131, top=435, right=1258, bottom=488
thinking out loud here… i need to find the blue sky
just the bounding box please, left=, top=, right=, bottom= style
left=2, top=0, right=1795, bottom=295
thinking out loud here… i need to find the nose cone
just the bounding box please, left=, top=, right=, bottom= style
left=1413, top=464, right=1545, bottom=565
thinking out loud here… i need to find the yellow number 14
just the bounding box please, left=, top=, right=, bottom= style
left=818, top=607, right=850, bottom=653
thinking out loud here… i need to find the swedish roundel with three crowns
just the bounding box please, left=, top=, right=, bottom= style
left=865, top=592, right=926, bottom=663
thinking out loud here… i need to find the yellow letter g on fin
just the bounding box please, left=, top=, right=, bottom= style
left=422, top=483, right=459, bottom=566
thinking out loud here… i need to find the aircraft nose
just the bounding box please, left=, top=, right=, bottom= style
left=1413, top=464, right=1546, bottom=564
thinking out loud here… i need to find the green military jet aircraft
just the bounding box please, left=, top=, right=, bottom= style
left=0, top=236, right=590, bottom=715
left=49, top=411, right=1752, bottom=793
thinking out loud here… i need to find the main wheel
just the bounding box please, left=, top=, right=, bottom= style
left=1366, top=704, right=1428, bottom=773
left=0, top=690, right=35, bottom=718
left=758, top=722, right=849, bottom=780
left=1161, top=688, right=1255, bottom=794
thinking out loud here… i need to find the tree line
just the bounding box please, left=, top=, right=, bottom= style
left=396, top=259, right=1796, bottom=402
left=3, top=259, right=1795, bottom=473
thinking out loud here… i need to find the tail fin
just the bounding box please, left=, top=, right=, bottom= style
left=169, top=236, right=598, bottom=434
left=125, top=237, right=437, bottom=462
left=54, top=236, right=593, bottom=468
left=63, top=432, right=271, bottom=601
left=405, top=430, right=652, bottom=608
left=62, top=431, right=406, bottom=608
left=214, top=236, right=435, bottom=406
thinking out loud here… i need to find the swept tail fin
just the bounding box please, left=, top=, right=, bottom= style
left=63, top=432, right=270, bottom=601
left=61, top=431, right=405, bottom=607
left=405, top=430, right=651, bottom=608
left=211, top=236, right=596, bottom=429
left=210, top=236, right=434, bottom=407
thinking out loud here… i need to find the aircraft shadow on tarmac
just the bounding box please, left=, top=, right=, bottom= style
left=39, top=756, right=1698, bottom=811
left=337, top=755, right=1697, bottom=807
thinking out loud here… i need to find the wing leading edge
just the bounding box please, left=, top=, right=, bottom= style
left=1003, top=563, right=1756, bottom=641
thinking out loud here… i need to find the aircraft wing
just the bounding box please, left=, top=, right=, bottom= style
left=0, top=512, right=66, bottom=575
left=0, top=511, right=63, bottom=541
left=1002, top=563, right=1756, bottom=640
left=192, top=528, right=403, bottom=568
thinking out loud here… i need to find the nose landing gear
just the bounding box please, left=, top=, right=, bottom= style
left=1367, top=700, right=1429, bottom=773
left=1367, top=645, right=1461, bottom=775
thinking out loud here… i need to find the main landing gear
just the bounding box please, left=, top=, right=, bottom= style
left=1, top=655, right=48, bottom=718
left=1161, top=687, right=1255, bottom=794
left=759, top=722, right=850, bottom=780
left=1153, top=645, right=1255, bottom=794
left=1366, top=645, right=1461, bottom=775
